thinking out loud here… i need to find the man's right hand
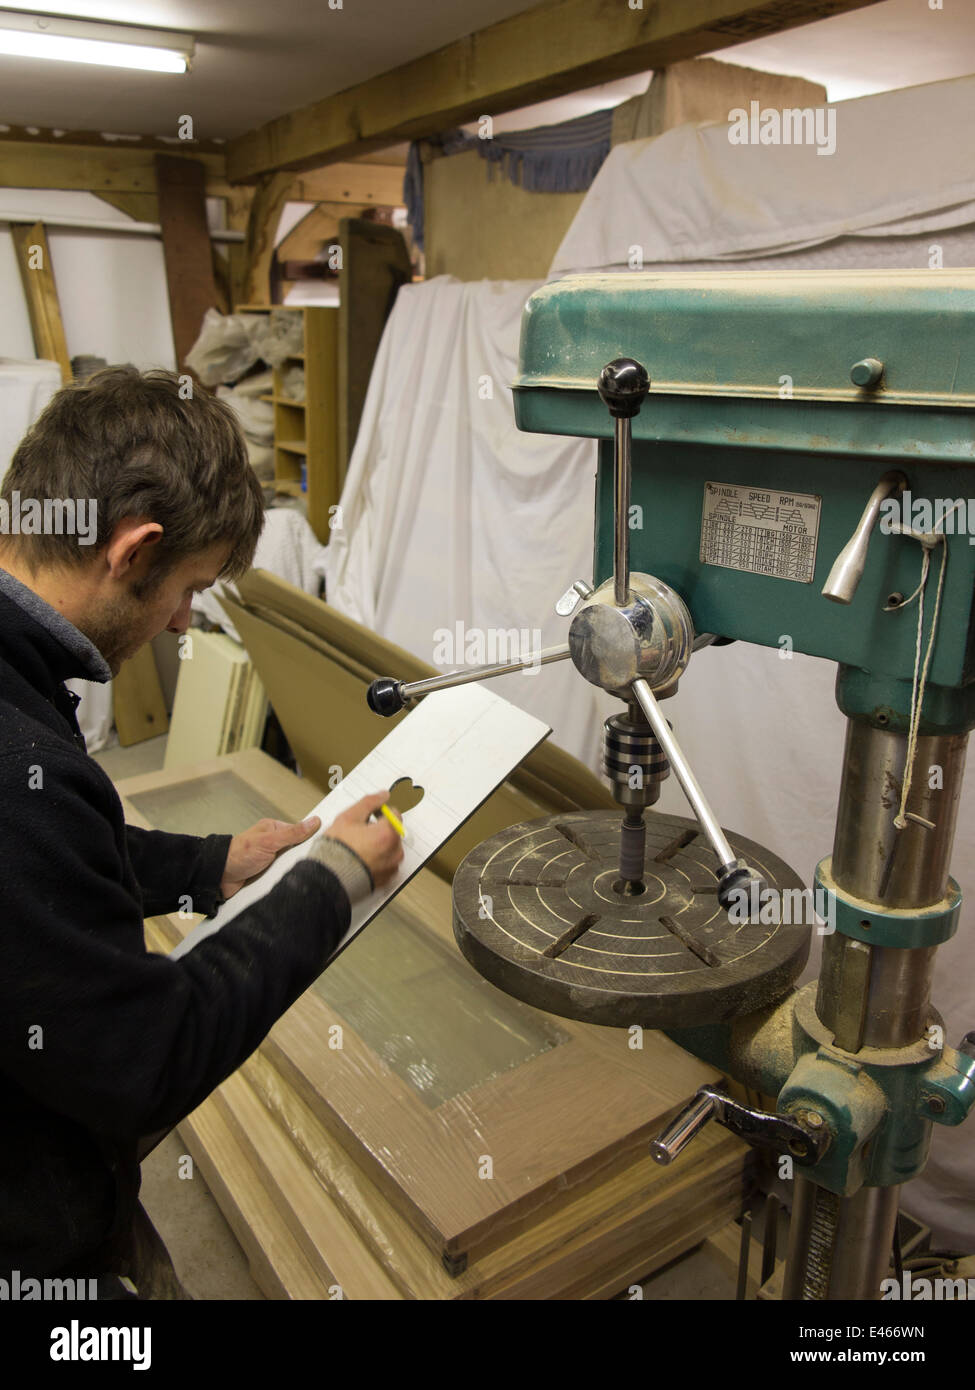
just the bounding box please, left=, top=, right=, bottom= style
left=324, top=791, right=405, bottom=887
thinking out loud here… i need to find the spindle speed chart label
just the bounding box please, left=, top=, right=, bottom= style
left=700, top=481, right=821, bottom=584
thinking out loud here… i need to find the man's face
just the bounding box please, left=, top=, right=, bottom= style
left=84, top=542, right=231, bottom=676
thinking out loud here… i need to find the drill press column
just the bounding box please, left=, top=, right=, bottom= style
left=783, top=719, right=970, bottom=1300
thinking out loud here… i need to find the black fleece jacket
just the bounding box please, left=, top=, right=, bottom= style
left=0, top=583, right=351, bottom=1278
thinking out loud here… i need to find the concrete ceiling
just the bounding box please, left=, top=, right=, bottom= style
left=0, top=0, right=971, bottom=154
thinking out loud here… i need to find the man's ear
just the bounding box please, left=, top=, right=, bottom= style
left=103, top=519, right=164, bottom=580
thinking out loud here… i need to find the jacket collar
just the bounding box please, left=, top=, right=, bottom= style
left=0, top=568, right=112, bottom=700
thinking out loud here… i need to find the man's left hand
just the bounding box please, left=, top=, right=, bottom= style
left=220, top=815, right=322, bottom=900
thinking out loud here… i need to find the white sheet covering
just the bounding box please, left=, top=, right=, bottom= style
left=324, top=277, right=620, bottom=764
left=0, top=359, right=60, bottom=485
left=551, top=74, right=975, bottom=274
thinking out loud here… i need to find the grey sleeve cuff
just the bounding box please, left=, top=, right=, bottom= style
left=308, top=836, right=374, bottom=906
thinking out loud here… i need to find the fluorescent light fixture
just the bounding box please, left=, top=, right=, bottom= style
left=0, top=10, right=194, bottom=73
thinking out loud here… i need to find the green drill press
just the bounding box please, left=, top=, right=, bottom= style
left=367, top=269, right=975, bottom=1300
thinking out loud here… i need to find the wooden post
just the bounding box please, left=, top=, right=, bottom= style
left=154, top=154, right=221, bottom=370
left=241, top=172, right=294, bottom=306
left=10, top=222, right=71, bottom=382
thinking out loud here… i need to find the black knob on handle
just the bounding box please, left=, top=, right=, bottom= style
left=367, top=678, right=405, bottom=717
left=597, top=358, right=651, bottom=419
left=718, top=863, right=770, bottom=918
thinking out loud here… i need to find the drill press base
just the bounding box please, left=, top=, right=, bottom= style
left=453, top=810, right=811, bottom=1029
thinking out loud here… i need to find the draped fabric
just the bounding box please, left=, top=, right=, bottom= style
left=404, top=109, right=614, bottom=253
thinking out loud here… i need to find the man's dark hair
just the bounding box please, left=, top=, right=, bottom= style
left=2, top=366, right=264, bottom=582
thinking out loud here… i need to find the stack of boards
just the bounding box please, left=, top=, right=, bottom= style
left=163, top=630, right=267, bottom=771
left=127, top=751, right=749, bottom=1300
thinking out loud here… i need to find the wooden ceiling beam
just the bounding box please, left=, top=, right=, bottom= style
left=0, top=124, right=227, bottom=154
left=0, top=139, right=403, bottom=207
left=287, top=164, right=405, bottom=207
left=227, top=0, right=883, bottom=181
left=0, top=139, right=226, bottom=195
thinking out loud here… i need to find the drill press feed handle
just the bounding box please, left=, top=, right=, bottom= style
left=366, top=644, right=573, bottom=715
left=597, top=358, right=650, bottom=606
left=650, top=1085, right=830, bottom=1168
left=822, top=470, right=908, bottom=604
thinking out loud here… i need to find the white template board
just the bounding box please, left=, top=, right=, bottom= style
left=170, top=685, right=550, bottom=961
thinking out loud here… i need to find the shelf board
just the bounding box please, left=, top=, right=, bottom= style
left=277, top=439, right=308, bottom=456
left=274, top=396, right=306, bottom=408
left=273, top=479, right=305, bottom=497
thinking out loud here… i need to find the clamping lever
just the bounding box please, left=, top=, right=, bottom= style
left=650, top=1086, right=830, bottom=1167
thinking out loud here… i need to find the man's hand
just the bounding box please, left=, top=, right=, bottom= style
left=325, top=790, right=404, bottom=888
left=220, top=815, right=322, bottom=900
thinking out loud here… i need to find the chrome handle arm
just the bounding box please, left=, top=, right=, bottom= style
left=822, top=470, right=907, bottom=604
left=367, top=644, right=572, bottom=716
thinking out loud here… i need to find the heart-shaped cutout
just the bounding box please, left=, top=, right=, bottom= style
left=387, top=776, right=424, bottom=816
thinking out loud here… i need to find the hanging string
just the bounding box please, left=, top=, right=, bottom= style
left=893, top=534, right=948, bottom=831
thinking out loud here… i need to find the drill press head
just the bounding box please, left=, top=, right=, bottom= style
left=568, top=573, right=694, bottom=698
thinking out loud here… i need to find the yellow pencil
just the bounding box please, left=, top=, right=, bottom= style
left=380, top=803, right=406, bottom=838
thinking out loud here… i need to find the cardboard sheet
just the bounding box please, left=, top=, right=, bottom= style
left=170, top=685, right=550, bottom=962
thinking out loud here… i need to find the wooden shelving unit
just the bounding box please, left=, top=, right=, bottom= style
left=235, top=305, right=339, bottom=542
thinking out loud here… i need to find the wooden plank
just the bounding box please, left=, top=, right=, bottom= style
left=141, top=919, right=747, bottom=1303
left=160, top=864, right=721, bottom=1268
left=156, top=902, right=748, bottom=1301
left=337, top=218, right=412, bottom=476
left=0, top=139, right=225, bottom=194
left=240, top=1041, right=746, bottom=1299
left=10, top=222, right=71, bottom=381
left=227, top=0, right=882, bottom=180
left=175, top=1101, right=329, bottom=1300
left=496, top=1139, right=745, bottom=1299
left=112, top=644, right=170, bottom=747
left=213, top=1072, right=403, bottom=1299
left=154, top=155, right=221, bottom=371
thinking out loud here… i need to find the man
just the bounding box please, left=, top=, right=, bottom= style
left=0, top=366, right=403, bottom=1295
